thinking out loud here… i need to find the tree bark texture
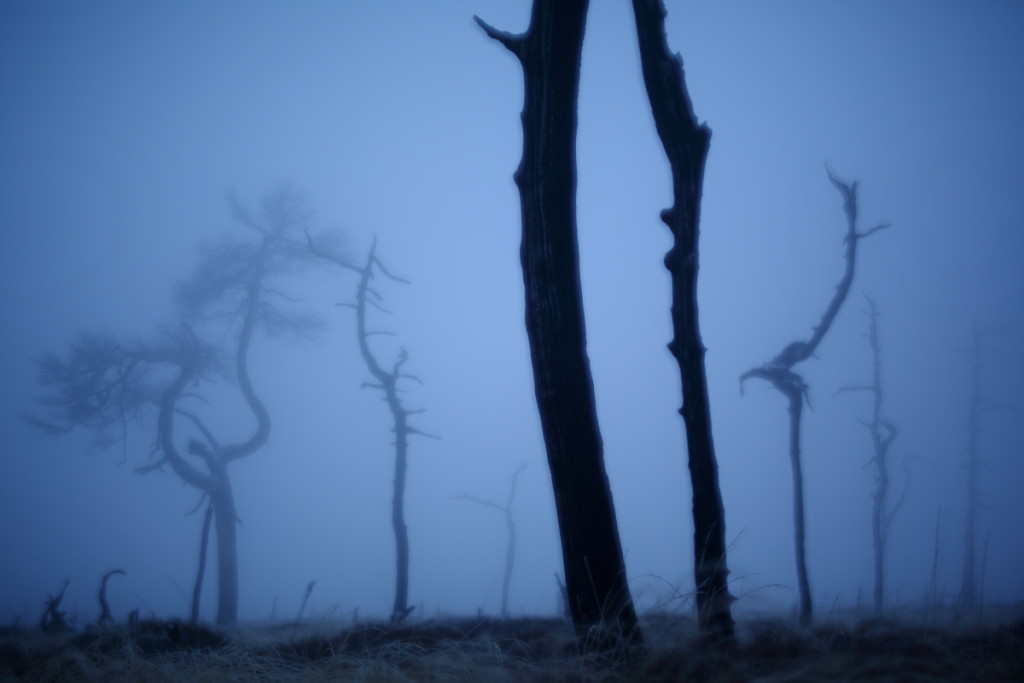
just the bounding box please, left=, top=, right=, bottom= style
left=477, top=0, right=642, bottom=655
left=631, top=0, right=734, bottom=642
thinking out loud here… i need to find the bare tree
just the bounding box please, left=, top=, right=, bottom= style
left=29, top=184, right=321, bottom=625
left=452, top=462, right=527, bottom=619
left=836, top=297, right=908, bottom=612
left=97, top=569, right=126, bottom=627
left=741, top=169, right=888, bottom=626
left=476, top=0, right=643, bottom=656
left=40, top=580, right=71, bottom=633
left=631, top=0, right=734, bottom=643
left=307, top=235, right=432, bottom=624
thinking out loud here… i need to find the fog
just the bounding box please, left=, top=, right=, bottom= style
left=2, top=1, right=1022, bottom=627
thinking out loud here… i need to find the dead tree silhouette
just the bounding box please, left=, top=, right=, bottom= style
left=741, top=168, right=889, bottom=626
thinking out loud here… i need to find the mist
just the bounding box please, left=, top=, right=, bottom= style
left=2, top=1, right=1022, bottom=630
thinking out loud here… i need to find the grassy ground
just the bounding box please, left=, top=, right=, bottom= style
left=2, top=610, right=1022, bottom=681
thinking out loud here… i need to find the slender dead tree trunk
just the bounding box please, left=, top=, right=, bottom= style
left=836, top=298, right=905, bottom=613
left=309, top=237, right=428, bottom=623
left=785, top=382, right=812, bottom=624
left=349, top=243, right=426, bottom=624
left=631, top=0, right=734, bottom=643
left=476, top=0, right=643, bottom=655
left=741, top=169, right=888, bottom=626
left=353, top=244, right=419, bottom=623
left=452, top=462, right=527, bottom=619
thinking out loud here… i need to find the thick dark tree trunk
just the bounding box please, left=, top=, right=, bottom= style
left=477, top=0, right=642, bottom=655
left=631, top=0, right=734, bottom=643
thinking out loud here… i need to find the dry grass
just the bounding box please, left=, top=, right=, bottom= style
left=2, top=611, right=1022, bottom=682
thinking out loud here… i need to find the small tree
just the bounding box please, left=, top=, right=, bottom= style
left=741, top=169, right=888, bottom=626
left=452, top=462, right=527, bottom=619
left=29, top=184, right=321, bottom=624
left=836, top=297, right=909, bottom=612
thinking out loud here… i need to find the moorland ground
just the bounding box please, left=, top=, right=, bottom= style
left=2, top=608, right=1022, bottom=682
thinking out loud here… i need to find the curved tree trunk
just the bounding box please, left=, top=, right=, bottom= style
left=477, top=0, right=642, bottom=656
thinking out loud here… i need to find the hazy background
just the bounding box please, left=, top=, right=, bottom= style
left=2, top=1, right=1022, bottom=625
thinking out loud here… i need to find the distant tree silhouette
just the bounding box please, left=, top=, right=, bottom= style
left=836, top=297, right=909, bottom=612
left=476, top=0, right=643, bottom=656
left=40, top=580, right=70, bottom=633
left=29, top=184, right=321, bottom=625
left=97, top=568, right=126, bottom=628
left=631, top=0, right=735, bottom=643
left=452, top=462, right=527, bottom=619
left=307, top=235, right=433, bottom=624
left=741, top=169, right=888, bottom=626
left=957, top=324, right=1001, bottom=609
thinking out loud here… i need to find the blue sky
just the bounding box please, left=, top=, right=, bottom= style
left=1, top=1, right=1022, bottom=623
